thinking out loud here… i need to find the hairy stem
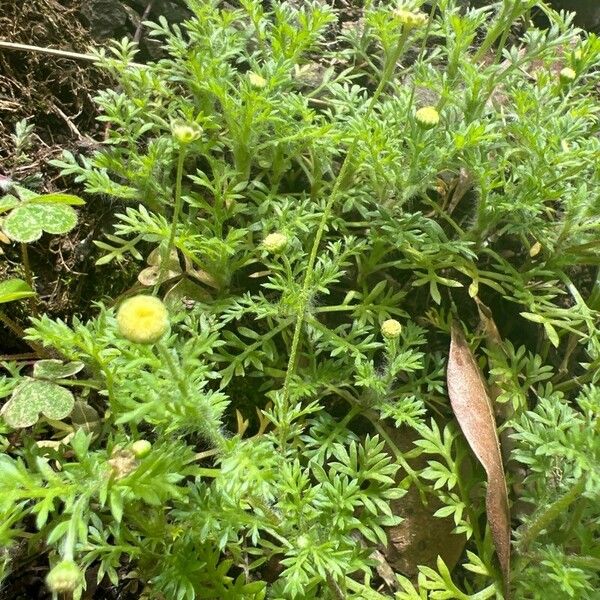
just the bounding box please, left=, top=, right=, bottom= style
left=0, top=309, right=49, bottom=357
left=518, top=475, right=587, bottom=551
left=279, top=28, right=412, bottom=424
left=158, top=148, right=186, bottom=290
left=20, top=243, right=38, bottom=317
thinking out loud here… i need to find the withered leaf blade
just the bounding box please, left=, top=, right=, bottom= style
left=447, top=321, right=511, bottom=596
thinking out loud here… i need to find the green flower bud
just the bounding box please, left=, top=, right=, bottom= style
left=559, top=67, right=576, bottom=85
left=132, top=439, right=152, bottom=458
left=116, top=295, right=169, bottom=345
left=262, top=232, right=288, bottom=254
left=393, top=8, right=428, bottom=29
left=46, top=560, right=83, bottom=594
left=248, top=72, right=267, bottom=88
left=297, top=535, right=310, bottom=549
left=381, top=319, right=402, bottom=339
left=171, top=120, right=203, bottom=145
left=415, top=106, right=440, bottom=129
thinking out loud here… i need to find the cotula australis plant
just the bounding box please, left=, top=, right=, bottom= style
left=1, top=0, right=600, bottom=598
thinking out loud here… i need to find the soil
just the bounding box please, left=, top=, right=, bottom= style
left=0, top=0, right=191, bottom=359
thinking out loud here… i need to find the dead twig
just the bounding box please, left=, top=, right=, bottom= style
left=51, top=105, right=84, bottom=140
left=133, top=1, right=156, bottom=45
left=0, top=40, right=145, bottom=68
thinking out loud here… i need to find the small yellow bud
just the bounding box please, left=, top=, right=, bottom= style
left=262, top=232, right=288, bottom=254
left=381, top=319, right=402, bottom=339
left=248, top=72, right=267, bottom=88
left=116, top=295, right=169, bottom=345
left=171, top=120, right=202, bottom=145
left=529, top=241, right=542, bottom=257
left=394, top=8, right=428, bottom=29
left=415, top=106, right=440, bottom=129
left=46, top=560, right=83, bottom=594
left=132, top=439, right=152, bottom=458
left=559, top=67, right=576, bottom=84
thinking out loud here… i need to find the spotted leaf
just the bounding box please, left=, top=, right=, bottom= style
left=2, top=203, right=78, bottom=243
left=0, top=379, right=75, bottom=428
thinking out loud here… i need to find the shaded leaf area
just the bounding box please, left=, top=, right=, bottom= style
left=447, top=322, right=511, bottom=595
left=33, top=359, right=84, bottom=379
left=382, top=425, right=466, bottom=581
left=0, top=278, right=35, bottom=304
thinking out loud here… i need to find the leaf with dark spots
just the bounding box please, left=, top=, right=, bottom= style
left=447, top=321, right=511, bottom=597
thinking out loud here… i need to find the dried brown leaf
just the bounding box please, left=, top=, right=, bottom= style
left=447, top=321, right=511, bottom=596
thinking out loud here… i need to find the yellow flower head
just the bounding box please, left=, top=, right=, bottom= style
left=559, top=67, right=576, bottom=84
left=262, top=232, right=288, bottom=254
left=171, top=120, right=203, bottom=145
left=248, top=72, right=267, bottom=88
left=381, top=319, right=402, bottom=339
left=415, top=106, right=440, bottom=129
left=394, top=8, right=428, bottom=29
left=46, top=560, right=83, bottom=594
left=116, top=295, right=169, bottom=344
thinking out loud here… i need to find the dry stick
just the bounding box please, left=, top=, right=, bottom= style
left=133, top=0, right=156, bottom=45
left=0, top=40, right=145, bottom=68
left=51, top=105, right=84, bottom=140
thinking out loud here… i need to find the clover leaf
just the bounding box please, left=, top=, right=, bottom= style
left=2, top=203, right=78, bottom=243
left=33, top=360, right=85, bottom=380
left=0, top=378, right=75, bottom=428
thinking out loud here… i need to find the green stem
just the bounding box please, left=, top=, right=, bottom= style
left=20, top=243, right=38, bottom=317
left=326, top=574, right=347, bottom=600
left=158, top=148, right=186, bottom=290
left=562, top=555, right=600, bottom=572
left=196, top=467, right=221, bottom=478
left=344, top=577, right=388, bottom=599
left=370, top=419, right=422, bottom=488
left=279, top=29, right=412, bottom=424
left=518, top=476, right=587, bottom=551
left=63, top=495, right=87, bottom=561
left=51, top=379, right=102, bottom=389
left=473, top=0, right=524, bottom=63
